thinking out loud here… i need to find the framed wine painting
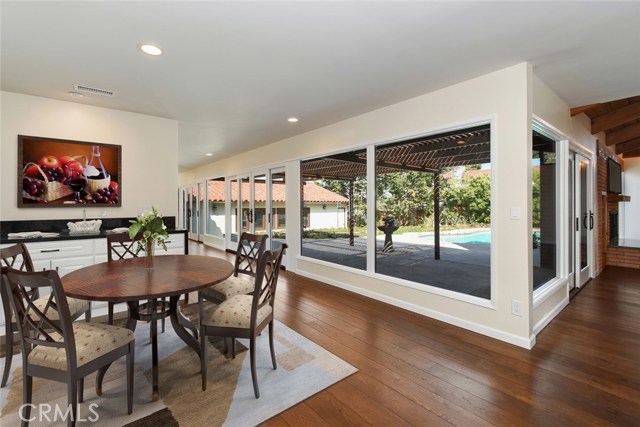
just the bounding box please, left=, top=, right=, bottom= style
left=17, top=135, right=122, bottom=208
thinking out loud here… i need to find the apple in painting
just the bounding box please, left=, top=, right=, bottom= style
left=109, top=181, right=118, bottom=192
left=59, top=155, right=74, bottom=165
left=24, top=164, right=43, bottom=179
left=37, top=155, right=60, bottom=169
left=64, top=160, right=84, bottom=174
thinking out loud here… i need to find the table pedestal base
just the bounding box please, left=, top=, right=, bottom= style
left=95, top=297, right=200, bottom=401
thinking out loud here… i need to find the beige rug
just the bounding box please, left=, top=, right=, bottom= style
left=0, top=317, right=357, bottom=426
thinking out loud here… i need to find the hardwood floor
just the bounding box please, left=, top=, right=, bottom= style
left=190, top=243, right=640, bottom=426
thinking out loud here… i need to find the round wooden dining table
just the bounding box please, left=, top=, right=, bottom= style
left=63, top=254, right=234, bottom=401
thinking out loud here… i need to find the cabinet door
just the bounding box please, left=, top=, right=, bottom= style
left=159, top=233, right=186, bottom=255
left=51, top=256, right=94, bottom=277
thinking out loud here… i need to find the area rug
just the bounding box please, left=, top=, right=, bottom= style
left=0, top=315, right=357, bottom=426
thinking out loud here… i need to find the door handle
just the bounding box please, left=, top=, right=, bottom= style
left=247, top=209, right=253, bottom=223
left=576, top=217, right=579, bottom=232
left=589, top=211, right=594, bottom=230
left=583, top=214, right=588, bottom=230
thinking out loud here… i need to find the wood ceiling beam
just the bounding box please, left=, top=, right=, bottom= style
left=570, top=103, right=601, bottom=116
left=615, top=137, right=640, bottom=154
left=623, top=148, right=640, bottom=158
left=606, top=122, right=640, bottom=146
left=591, top=103, right=640, bottom=134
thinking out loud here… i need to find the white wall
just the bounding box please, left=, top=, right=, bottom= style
left=531, top=75, right=598, bottom=334
left=623, top=157, right=640, bottom=239
left=1, top=91, right=179, bottom=221
left=308, top=204, right=344, bottom=229
left=181, top=63, right=534, bottom=348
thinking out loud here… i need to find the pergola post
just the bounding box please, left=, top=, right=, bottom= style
left=434, top=171, right=440, bottom=260
left=349, top=179, right=355, bottom=246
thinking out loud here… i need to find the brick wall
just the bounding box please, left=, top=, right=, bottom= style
left=596, top=141, right=640, bottom=271
left=607, top=246, right=640, bottom=268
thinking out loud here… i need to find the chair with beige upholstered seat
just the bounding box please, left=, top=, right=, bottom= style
left=1, top=267, right=134, bottom=427
left=199, top=232, right=267, bottom=305
left=199, top=243, right=287, bottom=398
left=0, top=243, right=91, bottom=388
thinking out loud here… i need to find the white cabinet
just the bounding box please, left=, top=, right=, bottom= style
left=26, top=239, right=95, bottom=277
left=1, top=232, right=187, bottom=331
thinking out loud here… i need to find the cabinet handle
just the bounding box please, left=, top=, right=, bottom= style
left=165, top=240, right=172, bottom=244
left=41, top=249, right=60, bottom=253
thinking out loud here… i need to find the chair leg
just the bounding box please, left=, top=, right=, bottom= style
left=127, top=343, right=134, bottom=415
left=200, top=326, right=207, bottom=391
left=96, top=362, right=113, bottom=396
left=232, top=339, right=236, bottom=359
left=1, top=323, right=14, bottom=388
left=269, top=321, right=277, bottom=370
left=161, top=298, right=166, bottom=333
left=85, top=306, right=91, bottom=322
left=250, top=336, right=259, bottom=398
left=78, top=377, right=84, bottom=403
left=68, top=379, right=78, bottom=427
left=108, top=302, right=114, bottom=325
left=21, top=375, right=32, bottom=427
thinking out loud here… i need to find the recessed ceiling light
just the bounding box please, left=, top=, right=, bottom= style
left=139, top=44, right=163, bottom=56
left=68, top=91, right=84, bottom=97
left=287, top=117, right=299, bottom=123
left=205, top=153, right=213, bottom=156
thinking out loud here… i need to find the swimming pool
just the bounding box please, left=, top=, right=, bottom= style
left=420, top=231, right=491, bottom=244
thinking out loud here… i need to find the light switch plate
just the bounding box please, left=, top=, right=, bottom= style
left=510, top=207, right=520, bottom=220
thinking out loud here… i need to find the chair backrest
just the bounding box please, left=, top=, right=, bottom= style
left=1, top=267, right=77, bottom=371
left=0, top=243, right=35, bottom=272
left=234, top=232, right=268, bottom=279
left=1, top=243, right=37, bottom=324
left=251, top=243, right=287, bottom=327
left=107, top=233, right=142, bottom=261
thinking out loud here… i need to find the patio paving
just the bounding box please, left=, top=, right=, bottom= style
left=301, top=233, right=491, bottom=299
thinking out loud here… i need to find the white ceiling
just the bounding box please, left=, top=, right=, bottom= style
left=2, top=1, right=639, bottom=171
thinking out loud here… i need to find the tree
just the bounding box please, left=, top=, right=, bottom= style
left=376, top=171, right=434, bottom=226
left=443, top=173, right=491, bottom=225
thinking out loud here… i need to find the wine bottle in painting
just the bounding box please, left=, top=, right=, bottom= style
left=85, top=145, right=111, bottom=193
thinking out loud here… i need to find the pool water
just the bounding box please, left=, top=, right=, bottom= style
left=421, top=231, right=491, bottom=244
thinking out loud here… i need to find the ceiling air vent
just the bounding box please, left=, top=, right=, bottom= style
left=73, top=84, right=115, bottom=97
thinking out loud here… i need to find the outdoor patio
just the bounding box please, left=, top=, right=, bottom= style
left=302, top=233, right=492, bottom=299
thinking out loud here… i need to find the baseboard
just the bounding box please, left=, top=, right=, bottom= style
left=297, top=269, right=535, bottom=349
left=533, top=296, right=569, bottom=335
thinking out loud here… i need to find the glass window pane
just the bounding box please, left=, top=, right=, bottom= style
left=271, top=171, right=287, bottom=251
left=206, top=177, right=225, bottom=237
left=301, top=149, right=367, bottom=270
left=230, top=179, right=239, bottom=243
left=532, top=132, right=557, bottom=289
left=375, top=125, right=492, bottom=299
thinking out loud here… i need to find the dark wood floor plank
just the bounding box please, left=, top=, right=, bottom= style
left=267, top=403, right=329, bottom=427
left=190, top=243, right=640, bottom=427
left=346, top=372, right=453, bottom=427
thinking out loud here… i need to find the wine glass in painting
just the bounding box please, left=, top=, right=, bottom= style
left=67, top=171, right=87, bottom=203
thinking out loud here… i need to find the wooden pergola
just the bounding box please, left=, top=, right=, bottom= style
left=301, top=124, right=491, bottom=259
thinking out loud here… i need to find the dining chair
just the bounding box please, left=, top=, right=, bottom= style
left=199, top=243, right=287, bottom=398
left=199, top=232, right=267, bottom=305
left=1, top=267, right=134, bottom=427
left=106, top=233, right=167, bottom=333
left=0, top=243, right=92, bottom=388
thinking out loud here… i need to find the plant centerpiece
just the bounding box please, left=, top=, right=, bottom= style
left=128, top=206, right=169, bottom=269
